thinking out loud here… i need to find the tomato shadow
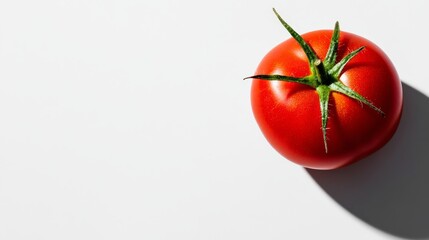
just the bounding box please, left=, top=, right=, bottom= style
left=306, top=82, right=429, bottom=239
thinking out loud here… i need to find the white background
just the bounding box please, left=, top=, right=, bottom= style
left=0, top=0, right=428, bottom=239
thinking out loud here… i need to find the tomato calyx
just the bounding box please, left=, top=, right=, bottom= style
left=244, top=8, right=385, bottom=153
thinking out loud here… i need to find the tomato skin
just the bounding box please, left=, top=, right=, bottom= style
left=251, top=30, right=402, bottom=170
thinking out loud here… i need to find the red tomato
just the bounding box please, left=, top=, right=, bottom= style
left=249, top=10, right=402, bottom=170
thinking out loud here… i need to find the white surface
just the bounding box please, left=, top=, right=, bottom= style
left=0, top=0, right=428, bottom=239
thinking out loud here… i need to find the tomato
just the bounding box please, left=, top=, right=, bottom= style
left=247, top=9, right=403, bottom=170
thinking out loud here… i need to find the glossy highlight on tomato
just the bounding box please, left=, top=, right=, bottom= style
left=248, top=9, right=402, bottom=170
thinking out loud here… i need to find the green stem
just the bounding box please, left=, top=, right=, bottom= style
left=314, top=59, right=330, bottom=85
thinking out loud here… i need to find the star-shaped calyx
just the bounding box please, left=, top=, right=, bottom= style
left=245, top=8, right=385, bottom=153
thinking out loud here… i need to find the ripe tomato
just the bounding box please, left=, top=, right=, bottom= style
left=248, top=9, right=402, bottom=170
